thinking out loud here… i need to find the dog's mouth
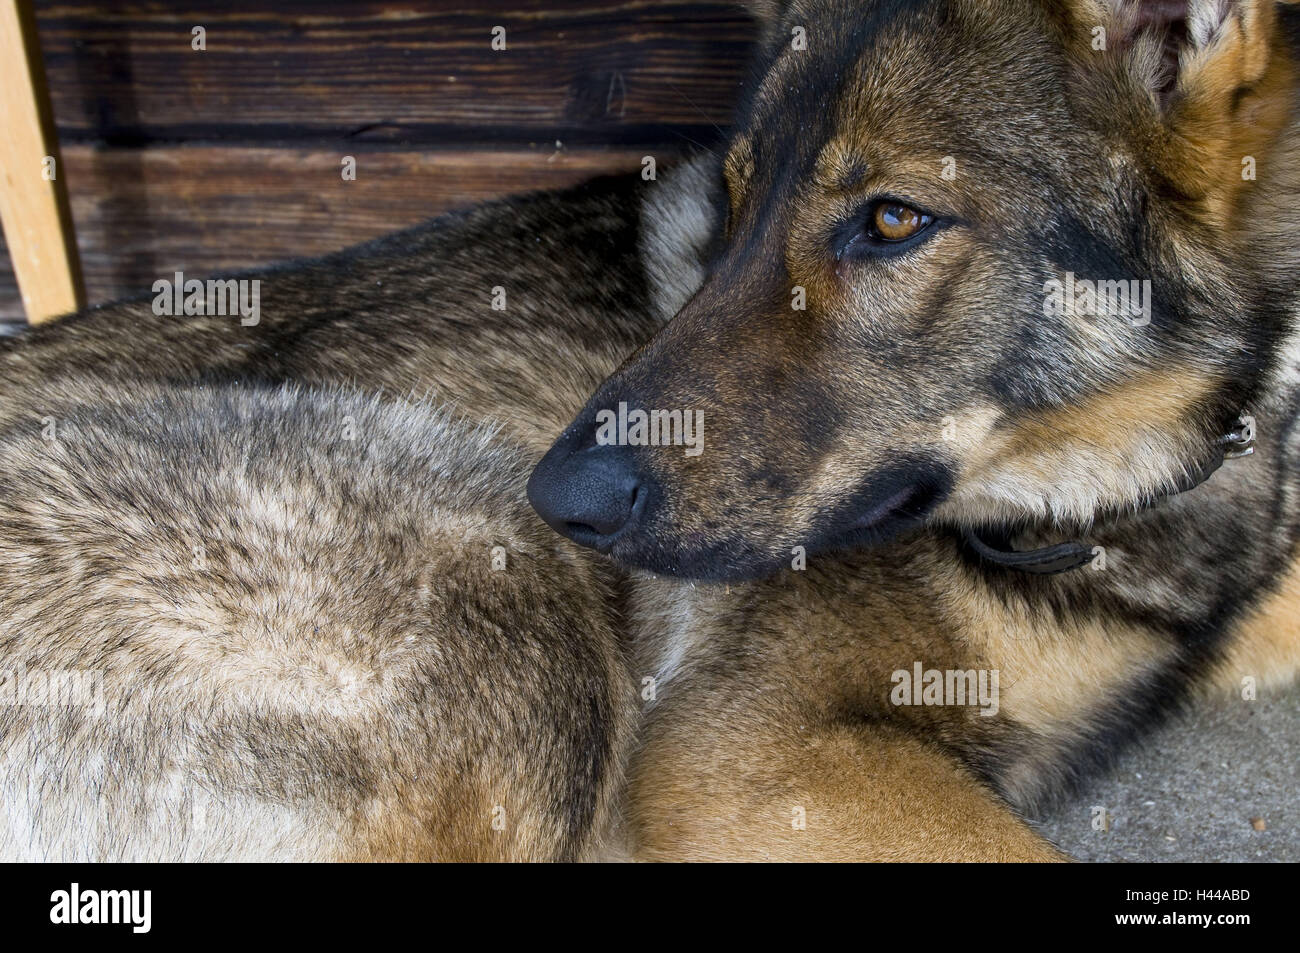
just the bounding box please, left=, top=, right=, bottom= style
left=811, top=471, right=949, bottom=557
left=591, top=465, right=952, bottom=583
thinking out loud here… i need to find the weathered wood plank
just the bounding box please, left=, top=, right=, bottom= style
left=0, top=0, right=84, bottom=322
left=0, top=143, right=677, bottom=321
left=1, top=3, right=749, bottom=324
left=33, top=0, right=754, bottom=145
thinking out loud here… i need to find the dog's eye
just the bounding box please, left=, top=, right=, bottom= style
left=837, top=199, right=938, bottom=260
left=869, top=202, right=931, bottom=242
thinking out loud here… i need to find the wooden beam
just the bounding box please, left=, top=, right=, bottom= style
left=30, top=1, right=752, bottom=145
left=0, top=0, right=83, bottom=323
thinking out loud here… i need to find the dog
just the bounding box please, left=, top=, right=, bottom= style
left=0, top=177, right=667, bottom=861
left=2, top=0, right=1298, bottom=861
left=528, top=0, right=1300, bottom=859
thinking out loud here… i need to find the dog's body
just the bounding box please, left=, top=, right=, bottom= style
left=0, top=179, right=662, bottom=861
left=0, top=174, right=662, bottom=457
left=3, top=0, right=1300, bottom=861
left=0, top=383, right=636, bottom=861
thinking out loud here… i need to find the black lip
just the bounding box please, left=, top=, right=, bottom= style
left=596, top=464, right=953, bottom=582
left=810, top=477, right=947, bottom=557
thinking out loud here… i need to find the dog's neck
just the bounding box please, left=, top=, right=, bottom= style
left=964, top=414, right=1258, bottom=573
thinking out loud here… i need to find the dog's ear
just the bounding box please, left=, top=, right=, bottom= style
left=1072, top=0, right=1296, bottom=220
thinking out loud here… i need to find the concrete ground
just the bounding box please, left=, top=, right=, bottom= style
left=1032, top=683, right=1300, bottom=862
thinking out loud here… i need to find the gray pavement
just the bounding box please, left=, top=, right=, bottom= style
left=1033, top=683, right=1300, bottom=862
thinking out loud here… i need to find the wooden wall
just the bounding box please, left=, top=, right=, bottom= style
left=0, top=1, right=756, bottom=323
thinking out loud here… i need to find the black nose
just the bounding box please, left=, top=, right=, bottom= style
left=527, top=432, right=645, bottom=550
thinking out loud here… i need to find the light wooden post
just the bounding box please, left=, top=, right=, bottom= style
left=0, top=0, right=83, bottom=323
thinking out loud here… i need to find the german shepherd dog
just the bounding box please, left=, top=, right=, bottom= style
left=530, top=0, right=1300, bottom=859
left=2, top=0, right=1299, bottom=861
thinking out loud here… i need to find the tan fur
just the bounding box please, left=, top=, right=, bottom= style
left=1062, top=0, right=1296, bottom=222
left=631, top=718, right=1065, bottom=861
left=623, top=541, right=1078, bottom=860
left=941, top=367, right=1225, bottom=528
left=1213, top=552, right=1300, bottom=693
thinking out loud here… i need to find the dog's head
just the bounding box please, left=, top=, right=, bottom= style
left=530, top=0, right=1299, bottom=580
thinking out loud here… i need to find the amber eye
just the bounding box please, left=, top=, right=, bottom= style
left=871, top=202, right=931, bottom=242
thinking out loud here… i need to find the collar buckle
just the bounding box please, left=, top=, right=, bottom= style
left=1220, top=415, right=1256, bottom=460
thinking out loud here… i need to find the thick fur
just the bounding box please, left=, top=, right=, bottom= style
left=0, top=383, right=634, bottom=861
left=0, top=174, right=661, bottom=457
left=550, top=0, right=1300, bottom=859
left=0, top=178, right=665, bottom=861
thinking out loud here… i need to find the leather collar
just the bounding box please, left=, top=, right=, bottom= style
left=962, top=416, right=1256, bottom=575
